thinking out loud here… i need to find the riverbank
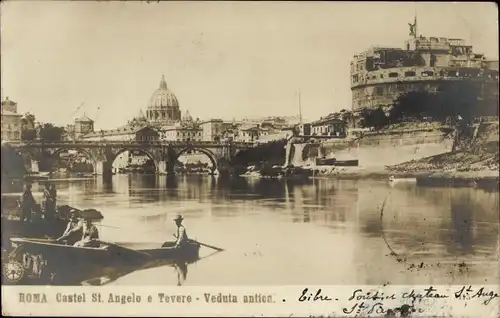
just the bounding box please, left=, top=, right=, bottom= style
left=240, top=164, right=498, bottom=190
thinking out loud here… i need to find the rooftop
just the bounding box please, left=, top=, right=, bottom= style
left=1, top=109, right=22, bottom=116
left=82, top=125, right=157, bottom=138
left=1, top=96, right=17, bottom=105
left=75, top=115, right=94, bottom=123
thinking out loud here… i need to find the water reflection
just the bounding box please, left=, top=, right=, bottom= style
left=1, top=174, right=498, bottom=285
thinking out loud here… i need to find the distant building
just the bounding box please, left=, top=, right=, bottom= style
left=66, top=114, right=94, bottom=140
left=311, top=117, right=347, bottom=137
left=1, top=97, right=22, bottom=141
left=297, top=123, right=311, bottom=136
left=240, top=116, right=301, bottom=130
left=234, top=124, right=270, bottom=142
left=258, top=129, right=293, bottom=143
left=74, top=115, right=94, bottom=139
left=159, top=123, right=202, bottom=142
left=350, top=20, right=499, bottom=117
left=81, top=125, right=159, bottom=142
left=20, top=114, right=36, bottom=132
left=199, top=119, right=234, bottom=141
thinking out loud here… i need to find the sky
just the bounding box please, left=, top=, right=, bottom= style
left=1, top=2, right=498, bottom=129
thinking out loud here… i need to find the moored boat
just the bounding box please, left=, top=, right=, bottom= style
left=389, top=175, right=417, bottom=183
left=316, top=158, right=359, bottom=167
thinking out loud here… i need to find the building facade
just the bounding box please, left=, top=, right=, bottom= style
left=1, top=97, right=23, bottom=141
left=350, top=22, right=499, bottom=116
left=66, top=114, right=95, bottom=140
left=311, top=117, right=347, bottom=137
left=234, top=124, right=270, bottom=142
left=74, top=115, right=94, bottom=139
left=297, top=123, right=311, bottom=136
left=199, top=119, right=234, bottom=141
left=159, top=122, right=202, bottom=142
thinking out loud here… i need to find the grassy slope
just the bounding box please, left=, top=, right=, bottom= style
left=388, top=122, right=499, bottom=175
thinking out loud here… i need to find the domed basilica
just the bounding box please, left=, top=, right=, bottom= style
left=145, top=75, right=181, bottom=125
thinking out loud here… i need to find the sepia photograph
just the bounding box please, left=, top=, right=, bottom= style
left=1, top=1, right=499, bottom=316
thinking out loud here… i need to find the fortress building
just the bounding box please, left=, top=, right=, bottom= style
left=350, top=19, right=499, bottom=117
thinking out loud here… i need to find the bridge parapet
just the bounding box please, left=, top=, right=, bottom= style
left=11, top=140, right=256, bottom=148
left=7, top=139, right=261, bottom=176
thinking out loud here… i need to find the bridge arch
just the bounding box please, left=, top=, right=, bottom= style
left=51, top=147, right=98, bottom=173
left=174, top=146, right=218, bottom=173
left=110, top=147, right=161, bottom=174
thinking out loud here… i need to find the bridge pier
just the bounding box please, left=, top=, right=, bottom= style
left=94, top=160, right=113, bottom=176
left=158, top=161, right=167, bottom=175
left=31, top=160, right=40, bottom=173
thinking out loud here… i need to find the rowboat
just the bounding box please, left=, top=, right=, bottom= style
left=2, top=237, right=200, bottom=285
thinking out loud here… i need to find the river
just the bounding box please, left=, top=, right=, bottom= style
left=2, top=174, right=499, bottom=286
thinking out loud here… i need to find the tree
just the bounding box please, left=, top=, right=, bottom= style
left=436, top=82, right=479, bottom=122
left=38, top=123, right=66, bottom=142
left=21, top=129, right=37, bottom=141
left=389, top=90, right=437, bottom=122
left=360, top=107, right=390, bottom=130
left=388, top=82, right=480, bottom=124
left=21, top=113, right=37, bottom=141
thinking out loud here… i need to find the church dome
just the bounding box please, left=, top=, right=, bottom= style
left=182, top=110, right=193, bottom=122
left=148, top=75, right=179, bottom=109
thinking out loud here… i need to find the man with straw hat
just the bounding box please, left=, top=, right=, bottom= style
left=173, top=215, right=189, bottom=249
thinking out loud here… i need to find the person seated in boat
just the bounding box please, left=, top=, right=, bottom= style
left=74, top=217, right=100, bottom=248
left=57, top=210, right=84, bottom=245
left=173, top=215, right=188, bottom=248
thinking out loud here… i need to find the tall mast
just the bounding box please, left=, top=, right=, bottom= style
left=414, top=3, right=418, bottom=38
left=298, top=89, right=303, bottom=124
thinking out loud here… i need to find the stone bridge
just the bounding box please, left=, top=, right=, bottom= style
left=6, top=140, right=256, bottom=176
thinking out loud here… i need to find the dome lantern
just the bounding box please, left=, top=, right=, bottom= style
left=159, top=74, right=168, bottom=90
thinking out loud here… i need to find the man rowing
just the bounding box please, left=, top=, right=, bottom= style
left=56, top=210, right=83, bottom=245
left=73, top=217, right=100, bottom=248
left=162, top=215, right=189, bottom=249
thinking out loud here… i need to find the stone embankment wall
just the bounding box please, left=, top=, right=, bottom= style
left=289, top=128, right=455, bottom=168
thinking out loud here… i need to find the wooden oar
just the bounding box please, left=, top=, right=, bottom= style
left=190, top=240, right=224, bottom=252
left=172, top=234, right=224, bottom=252
left=96, top=224, right=121, bottom=229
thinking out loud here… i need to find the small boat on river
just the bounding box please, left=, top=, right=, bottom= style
left=389, top=175, right=417, bottom=183
left=2, top=237, right=200, bottom=285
